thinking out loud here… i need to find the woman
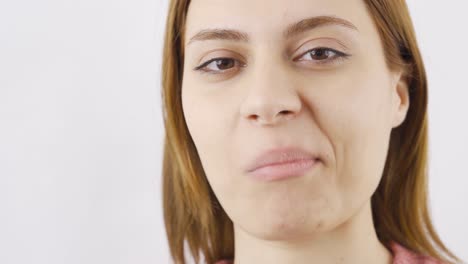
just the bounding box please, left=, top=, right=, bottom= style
left=160, top=0, right=462, bottom=263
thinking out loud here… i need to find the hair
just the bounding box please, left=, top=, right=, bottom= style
left=160, top=0, right=461, bottom=263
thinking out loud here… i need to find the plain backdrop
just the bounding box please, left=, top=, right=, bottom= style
left=0, top=0, right=466, bottom=263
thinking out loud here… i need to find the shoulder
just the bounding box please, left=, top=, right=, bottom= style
left=214, top=242, right=446, bottom=264
left=390, top=241, right=446, bottom=264
left=214, top=261, right=233, bottom=264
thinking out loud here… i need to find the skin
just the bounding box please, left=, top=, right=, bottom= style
left=181, top=0, right=410, bottom=263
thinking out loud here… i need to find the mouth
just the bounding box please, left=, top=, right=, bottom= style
left=245, top=146, right=321, bottom=182
left=248, top=158, right=320, bottom=182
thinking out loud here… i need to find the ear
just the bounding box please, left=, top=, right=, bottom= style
left=391, top=71, right=410, bottom=128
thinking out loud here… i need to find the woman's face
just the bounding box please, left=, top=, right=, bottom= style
left=181, top=0, right=409, bottom=240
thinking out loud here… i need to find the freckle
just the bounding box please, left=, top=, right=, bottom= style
left=316, top=221, right=322, bottom=229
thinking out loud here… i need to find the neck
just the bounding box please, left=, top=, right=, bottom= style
left=233, top=200, right=393, bottom=264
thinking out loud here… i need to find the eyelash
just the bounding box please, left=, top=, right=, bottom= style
left=193, top=47, right=351, bottom=75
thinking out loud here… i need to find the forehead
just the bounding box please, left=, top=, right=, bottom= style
left=185, top=0, right=373, bottom=44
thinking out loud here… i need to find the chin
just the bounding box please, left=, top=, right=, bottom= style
left=245, top=211, right=333, bottom=242
left=251, top=223, right=325, bottom=242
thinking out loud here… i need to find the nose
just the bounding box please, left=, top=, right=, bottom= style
left=239, top=60, right=302, bottom=126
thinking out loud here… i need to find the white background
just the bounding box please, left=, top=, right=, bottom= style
left=0, top=0, right=466, bottom=263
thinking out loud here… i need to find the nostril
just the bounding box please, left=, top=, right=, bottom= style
left=247, top=114, right=260, bottom=122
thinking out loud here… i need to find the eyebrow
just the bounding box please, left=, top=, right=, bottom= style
left=186, top=15, right=358, bottom=46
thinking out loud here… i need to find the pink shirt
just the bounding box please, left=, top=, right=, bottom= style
left=214, top=241, right=444, bottom=264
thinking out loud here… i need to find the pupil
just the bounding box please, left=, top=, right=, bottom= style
left=312, top=49, right=329, bottom=60
left=217, top=59, right=233, bottom=69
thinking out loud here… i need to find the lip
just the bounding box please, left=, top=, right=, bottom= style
left=246, top=147, right=321, bottom=182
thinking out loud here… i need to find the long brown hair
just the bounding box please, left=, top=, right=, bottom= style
left=160, top=0, right=461, bottom=263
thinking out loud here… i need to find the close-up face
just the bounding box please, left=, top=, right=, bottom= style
left=181, top=0, right=409, bottom=241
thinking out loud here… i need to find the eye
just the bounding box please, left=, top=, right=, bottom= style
left=193, top=57, right=243, bottom=75
left=296, top=47, right=351, bottom=65
left=193, top=47, right=351, bottom=75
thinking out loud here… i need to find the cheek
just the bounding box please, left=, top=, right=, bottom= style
left=311, top=70, right=393, bottom=198
left=182, top=84, right=234, bottom=183
left=182, top=87, right=243, bottom=214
